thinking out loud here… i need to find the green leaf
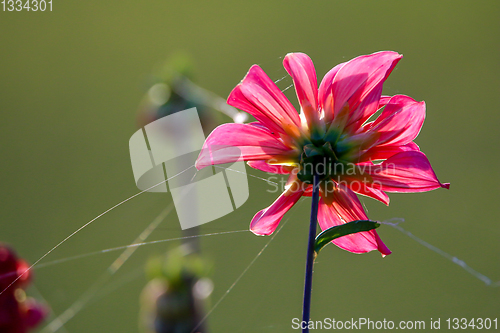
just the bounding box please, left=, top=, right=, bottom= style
left=314, top=220, right=380, bottom=256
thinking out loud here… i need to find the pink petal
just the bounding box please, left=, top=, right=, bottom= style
left=378, top=95, right=392, bottom=108
left=283, top=53, right=319, bottom=126
left=250, top=187, right=304, bottom=235
left=318, top=62, right=345, bottom=124
left=369, top=95, right=426, bottom=147
left=360, top=141, right=420, bottom=161
left=348, top=182, right=390, bottom=205
left=356, top=151, right=450, bottom=192
left=318, top=184, right=391, bottom=256
left=247, top=160, right=294, bottom=174
left=248, top=121, right=275, bottom=133
left=302, top=186, right=314, bottom=196
left=330, top=51, right=402, bottom=129
left=195, top=123, right=294, bottom=170
left=344, top=80, right=384, bottom=133
left=285, top=173, right=313, bottom=195
left=228, top=65, right=301, bottom=138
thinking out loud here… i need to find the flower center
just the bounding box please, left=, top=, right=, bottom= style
left=296, top=136, right=349, bottom=184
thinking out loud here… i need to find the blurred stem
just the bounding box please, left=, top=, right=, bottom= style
left=182, top=226, right=200, bottom=253
left=302, top=174, right=320, bottom=333
left=175, top=77, right=245, bottom=122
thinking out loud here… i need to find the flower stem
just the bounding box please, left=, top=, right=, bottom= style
left=302, top=173, right=320, bottom=332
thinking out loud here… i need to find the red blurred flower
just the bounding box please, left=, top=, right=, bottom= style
left=0, top=244, right=47, bottom=333
left=196, top=52, right=449, bottom=256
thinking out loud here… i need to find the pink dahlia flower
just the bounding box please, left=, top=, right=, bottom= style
left=196, top=51, right=449, bottom=256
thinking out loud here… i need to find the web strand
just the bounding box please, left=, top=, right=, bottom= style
left=40, top=204, right=174, bottom=332
left=33, top=230, right=249, bottom=271
left=190, top=216, right=290, bottom=333
left=0, top=164, right=277, bottom=288
left=0, top=165, right=195, bottom=296
left=381, top=219, right=499, bottom=287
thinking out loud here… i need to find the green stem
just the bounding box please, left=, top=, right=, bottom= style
left=302, top=173, right=320, bottom=332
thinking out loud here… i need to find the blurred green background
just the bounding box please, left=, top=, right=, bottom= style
left=1, top=1, right=498, bottom=332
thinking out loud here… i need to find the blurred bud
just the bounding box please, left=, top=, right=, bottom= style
left=140, top=247, right=212, bottom=333
left=137, top=51, right=248, bottom=138
left=0, top=245, right=31, bottom=290
left=0, top=243, right=48, bottom=333
left=137, top=52, right=222, bottom=136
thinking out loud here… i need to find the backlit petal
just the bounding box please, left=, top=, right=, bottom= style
left=318, top=62, right=345, bottom=124
left=283, top=53, right=319, bottom=127
left=228, top=65, right=301, bottom=138
left=369, top=95, right=426, bottom=147
left=195, top=123, right=294, bottom=169
left=318, top=184, right=391, bottom=255
left=353, top=151, right=450, bottom=192
left=330, top=51, right=402, bottom=130
left=360, top=141, right=420, bottom=162
left=247, top=160, right=294, bottom=174
left=348, top=183, right=390, bottom=205
left=250, top=187, right=304, bottom=235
